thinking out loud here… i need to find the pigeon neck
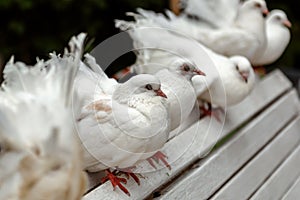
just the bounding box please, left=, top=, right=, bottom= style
left=236, top=8, right=267, bottom=55
left=112, top=85, right=131, bottom=104
left=236, top=8, right=265, bottom=36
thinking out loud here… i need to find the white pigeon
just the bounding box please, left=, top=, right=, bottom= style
left=134, top=54, right=205, bottom=131
left=135, top=0, right=269, bottom=64
left=193, top=55, right=255, bottom=107
left=73, top=54, right=170, bottom=195
left=116, top=11, right=255, bottom=114
left=0, top=34, right=87, bottom=200
left=252, top=9, right=292, bottom=66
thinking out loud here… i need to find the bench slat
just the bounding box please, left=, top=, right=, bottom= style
left=250, top=143, right=300, bottom=200
left=282, top=175, right=300, bottom=200
left=84, top=70, right=292, bottom=199
left=212, top=116, right=300, bottom=200
left=158, top=90, right=300, bottom=200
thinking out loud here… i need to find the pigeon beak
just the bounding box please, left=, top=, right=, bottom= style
left=262, top=9, right=269, bottom=16
left=155, top=89, right=167, bottom=98
left=240, top=72, right=249, bottom=83
left=193, top=69, right=206, bottom=76
left=283, top=20, right=292, bottom=28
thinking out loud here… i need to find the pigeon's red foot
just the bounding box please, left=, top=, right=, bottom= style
left=101, top=169, right=130, bottom=196
left=111, top=66, right=131, bottom=80
left=253, top=66, right=266, bottom=77
left=118, top=167, right=140, bottom=185
left=200, top=103, right=224, bottom=122
left=147, top=151, right=171, bottom=170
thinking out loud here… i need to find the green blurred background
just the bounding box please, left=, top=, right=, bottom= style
left=0, top=0, right=299, bottom=83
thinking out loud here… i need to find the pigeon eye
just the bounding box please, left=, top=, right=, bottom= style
left=182, top=64, right=191, bottom=72
left=255, top=3, right=261, bottom=8
left=236, top=65, right=239, bottom=71
left=145, top=84, right=153, bottom=90
left=276, top=16, right=281, bottom=20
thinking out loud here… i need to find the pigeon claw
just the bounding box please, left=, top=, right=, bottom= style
left=101, top=169, right=130, bottom=196
left=200, top=104, right=223, bottom=123
left=147, top=151, right=171, bottom=170
left=118, top=167, right=141, bottom=186
left=147, top=157, right=157, bottom=169
left=127, top=172, right=140, bottom=185
left=253, top=66, right=266, bottom=77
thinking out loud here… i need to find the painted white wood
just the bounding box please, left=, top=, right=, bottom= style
left=158, top=90, right=300, bottom=200
left=84, top=70, right=294, bottom=200
left=282, top=175, right=300, bottom=200
left=250, top=144, right=300, bottom=200
left=212, top=117, right=300, bottom=200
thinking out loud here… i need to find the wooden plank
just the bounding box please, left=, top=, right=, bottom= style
left=212, top=117, right=300, bottom=200
left=282, top=175, right=300, bottom=200
left=158, top=90, right=300, bottom=200
left=250, top=144, right=300, bottom=200
left=84, top=70, right=292, bottom=199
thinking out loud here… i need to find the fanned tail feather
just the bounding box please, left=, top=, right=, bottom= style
left=84, top=54, right=109, bottom=80
left=62, top=33, right=86, bottom=106
left=136, top=8, right=175, bottom=30
left=2, top=56, right=48, bottom=93
left=180, top=0, right=240, bottom=28
left=2, top=33, right=87, bottom=109
left=83, top=53, right=117, bottom=93
left=115, top=9, right=180, bottom=73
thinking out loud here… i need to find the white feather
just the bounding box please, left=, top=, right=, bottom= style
left=253, top=9, right=291, bottom=65
left=132, top=1, right=268, bottom=64
left=0, top=33, right=87, bottom=200
left=74, top=54, right=170, bottom=172
left=116, top=10, right=255, bottom=109
left=181, top=0, right=240, bottom=28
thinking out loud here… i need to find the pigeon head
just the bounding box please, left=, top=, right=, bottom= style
left=243, top=0, right=269, bottom=16
left=169, top=59, right=206, bottom=80
left=268, top=10, right=292, bottom=29
left=229, top=56, right=254, bottom=84
left=114, top=74, right=167, bottom=102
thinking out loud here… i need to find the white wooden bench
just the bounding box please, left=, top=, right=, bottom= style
left=83, top=69, right=300, bottom=200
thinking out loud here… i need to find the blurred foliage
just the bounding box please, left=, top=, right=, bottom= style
left=0, top=0, right=299, bottom=81
left=0, top=0, right=167, bottom=64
